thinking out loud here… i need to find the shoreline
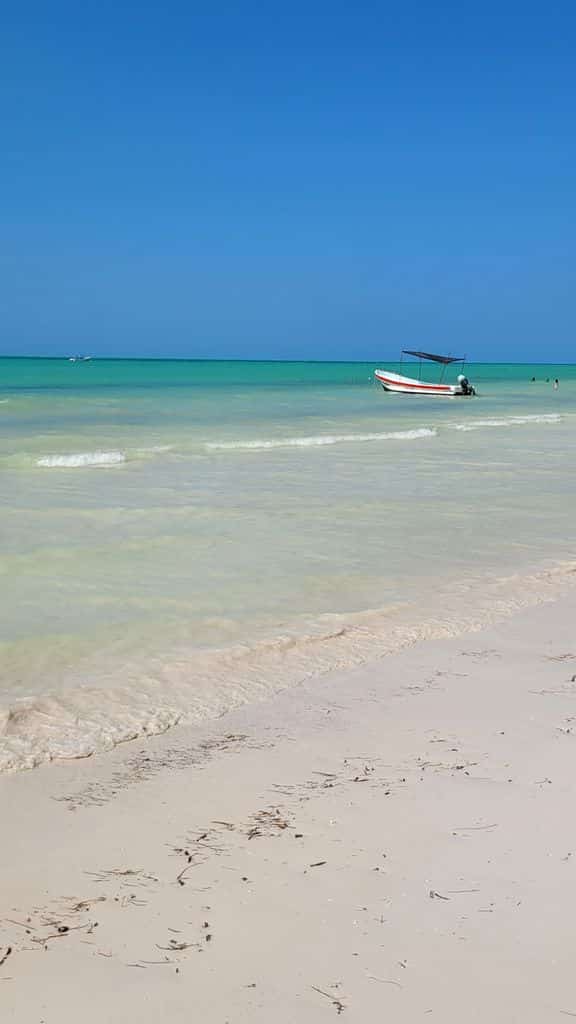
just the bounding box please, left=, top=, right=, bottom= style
left=2, top=588, right=576, bottom=1020
left=1, top=558, right=575, bottom=773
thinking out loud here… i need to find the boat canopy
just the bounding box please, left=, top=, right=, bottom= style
left=402, top=350, right=463, bottom=365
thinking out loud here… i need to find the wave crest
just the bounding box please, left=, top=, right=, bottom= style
left=37, top=451, right=126, bottom=468
left=451, top=414, right=561, bottom=432
left=206, top=428, right=436, bottom=450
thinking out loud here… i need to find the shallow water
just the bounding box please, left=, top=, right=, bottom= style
left=1, top=358, right=575, bottom=769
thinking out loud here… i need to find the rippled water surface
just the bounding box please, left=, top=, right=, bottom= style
left=1, top=358, right=575, bottom=769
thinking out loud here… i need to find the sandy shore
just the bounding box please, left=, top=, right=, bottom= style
left=2, top=589, right=576, bottom=1022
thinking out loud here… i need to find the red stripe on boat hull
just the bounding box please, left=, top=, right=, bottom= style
left=374, top=373, right=453, bottom=392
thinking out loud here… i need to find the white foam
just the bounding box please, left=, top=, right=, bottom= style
left=1, top=560, right=575, bottom=773
left=136, top=445, right=174, bottom=453
left=37, top=451, right=126, bottom=468
left=207, top=428, right=437, bottom=450
left=451, top=414, right=561, bottom=432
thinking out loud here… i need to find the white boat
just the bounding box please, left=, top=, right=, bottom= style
left=375, top=350, right=476, bottom=397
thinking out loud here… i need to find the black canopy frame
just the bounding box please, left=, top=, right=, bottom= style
left=400, top=349, right=467, bottom=382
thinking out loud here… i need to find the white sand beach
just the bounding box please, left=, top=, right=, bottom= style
left=5, top=4, right=576, bottom=1020
left=2, top=585, right=576, bottom=1022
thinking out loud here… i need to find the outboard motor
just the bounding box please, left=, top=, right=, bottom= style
left=457, top=373, right=475, bottom=396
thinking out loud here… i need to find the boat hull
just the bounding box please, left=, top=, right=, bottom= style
left=374, top=369, right=467, bottom=397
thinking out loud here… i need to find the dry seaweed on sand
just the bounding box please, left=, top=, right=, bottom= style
left=311, top=985, right=346, bottom=1014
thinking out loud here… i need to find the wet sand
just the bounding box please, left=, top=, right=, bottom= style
left=2, top=587, right=576, bottom=1022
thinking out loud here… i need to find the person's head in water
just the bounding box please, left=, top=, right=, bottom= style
left=554, top=378, right=559, bottom=389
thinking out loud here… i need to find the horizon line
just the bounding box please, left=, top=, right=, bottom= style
left=1, top=355, right=576, bottom=366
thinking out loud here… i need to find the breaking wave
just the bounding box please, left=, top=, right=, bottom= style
left=450, top=414, right=561, bottom=432
left=19, top=416, right=566, bottom=469
left=206, top=428, right=437, bottom=450
left=37, top=451, right=127, bottom=468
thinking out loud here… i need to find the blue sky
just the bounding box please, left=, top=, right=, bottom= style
left=2, top=2, right=576, bottom=359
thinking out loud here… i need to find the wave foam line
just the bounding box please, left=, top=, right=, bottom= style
left=451, top=414, right=561, bottom=432
left=1, top=561, right=575, bottom=773
left=37, top=451, right=126, bottom=468
left=207, top=428, right=436, bottom=450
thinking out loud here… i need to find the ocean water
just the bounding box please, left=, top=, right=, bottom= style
left=1, top=357, right=575, bottom=771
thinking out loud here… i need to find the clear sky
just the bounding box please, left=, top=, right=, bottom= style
left=3, top=2, right=576, bottom=360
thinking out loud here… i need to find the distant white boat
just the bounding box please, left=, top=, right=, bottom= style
left=375, top=350, right=476, bottom=397
left=68, top=355, right=92, bottom=363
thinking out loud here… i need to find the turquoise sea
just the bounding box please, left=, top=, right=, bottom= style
left=1, top=358, right=575, bottom=770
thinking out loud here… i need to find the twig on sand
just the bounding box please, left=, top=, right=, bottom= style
left=311, top=986, right=346, bottom=1014
left=0, top=947, right=12, bottom=967
left=429, top=890, right=450, bottom=900
left=32, top=923, right=91, bottom=943
left=176, top=863, right=195, bottom=886
left=156, top=941, right=196, bottom=952
left=310, top=861, right=327, bottom=868
left=86, top=868, right=157, bottom=888
left=452, top=823, right=498, bottom=831
left=127, top=959, right=175, bottom=968
left=529, top=689, right=574, bottom=697
left=66, top=897, right=106, bottom=913
left=366, top=974, right=402, bottom=988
